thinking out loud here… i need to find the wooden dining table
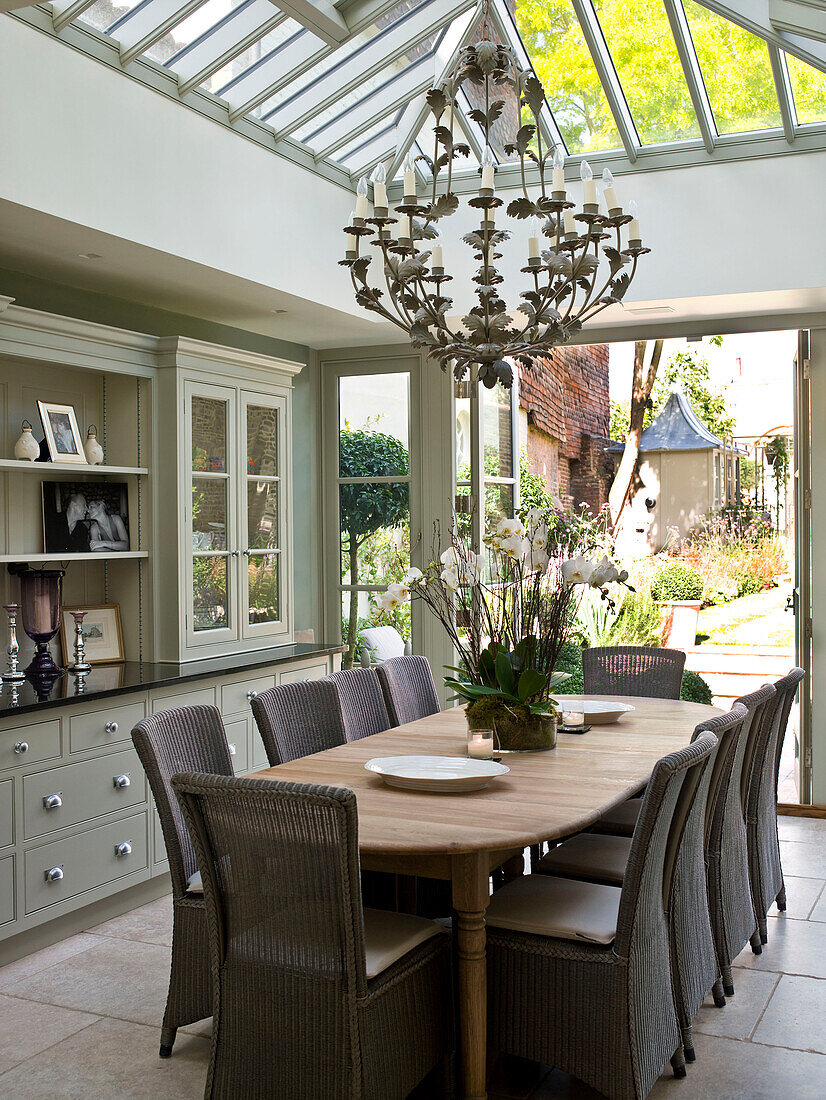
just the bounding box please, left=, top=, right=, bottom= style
left=251, top=694, right=721, bottom=1100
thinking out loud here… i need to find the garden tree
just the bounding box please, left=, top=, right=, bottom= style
left=608, top=339, right=663, bottom=529
left=650, top=346, right=735, bottom=439
left=339, top=427, right=409, bottom=668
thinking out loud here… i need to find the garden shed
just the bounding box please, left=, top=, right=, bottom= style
left=608, top=390, right=743, bottom=556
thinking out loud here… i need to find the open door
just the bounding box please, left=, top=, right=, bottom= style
left=793, top=330, right=813, bottom=804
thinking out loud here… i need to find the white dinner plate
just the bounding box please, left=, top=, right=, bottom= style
left=558, top=700, right=636, bottom=725
left=365, top=755, right=510, bottom=793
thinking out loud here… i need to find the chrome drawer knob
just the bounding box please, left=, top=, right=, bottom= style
left=43, top=792, right=63, bottom=810
left=246, top=690, right=258, bottom=702
left=13, top=740, right=29, bottom=754
left=114, top=841, right=132, bottom=857
left=113, top=773, right=131, bottom=789
left=228, top=743, right=237, bottom=756
left=105, top=721, right=119, bottom=735
left=44, top=866, right=64, bottom=883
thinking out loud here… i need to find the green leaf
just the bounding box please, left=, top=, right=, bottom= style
left=517, top=668, right=546, bottom=702
left=495, top=648, right=516, bottom=695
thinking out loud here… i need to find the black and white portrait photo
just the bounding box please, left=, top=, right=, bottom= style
left=42, top=482, right=130, bottom=554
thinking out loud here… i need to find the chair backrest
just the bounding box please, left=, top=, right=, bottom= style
left=734, top=684, right=777, bottom=810
left=614, top=734, right=717, bottom=961
left=582, top=646, right=687, bottom=699
left=360, top=625, right=406, bottom=664
left=329, top=667, right=391, bottom=741
left=376, top=655, right=440, bottom=727
left=131, top=705, right=233, bottom=899
left=689, top=704, right=748, bottom=840
left=250, top=679, right=346, bottom=766
left=172, top=773, right=366, bottom=1092
left=746, top=667, right=804, bottom=822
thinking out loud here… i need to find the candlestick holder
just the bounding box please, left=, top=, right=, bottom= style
left=2, top=604, right=26, bottom=682
left=69, top=610, right=91, bottom=674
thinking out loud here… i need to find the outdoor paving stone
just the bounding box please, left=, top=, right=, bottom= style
left=767, top=875, right=824, bottom=920
left=734, top=915, right=826, bottom=979
left=752, top=973, right=826, bottom=1054
left=809, top=884, right=826, bottom=923
left=694, top=968, right=779, bottom=1041
left=777, top=816, right=826, bottom=843
left=776, top=839, right=826, bottom=879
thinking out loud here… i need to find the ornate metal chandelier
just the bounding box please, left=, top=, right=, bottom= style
left=340, top=34, right=649, bottom=389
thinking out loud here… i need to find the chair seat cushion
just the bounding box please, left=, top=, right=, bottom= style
left=590, top=799, right=641, bottom=836
left=537, top=833, right=632, bottom=885
left=363, top=908, right=445, bottom=979
left=486, top=874, right=621, bottom=945
left=186, top=870, right=203, bottom=894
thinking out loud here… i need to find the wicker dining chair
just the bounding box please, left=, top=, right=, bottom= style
left=485, top=735, right=718, bottom=1100
left=582, top=645, right=687, bottom=700
left=131, top=705, right=234, bottom=1057
left=376, top=654, right=440, bottom=727
left=250, top=678, right=346, bottom=766
left=172, top=773, right=454, bottom=1099
left=744, top=668, right=803, bottom=948
left=329, top=666, right=391, bottom=741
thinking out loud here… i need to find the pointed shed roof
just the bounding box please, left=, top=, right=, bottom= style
left=607, top=390, right=724, bottom=453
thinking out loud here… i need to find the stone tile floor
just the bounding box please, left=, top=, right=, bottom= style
left=0, top=816, right=824, bottom=1098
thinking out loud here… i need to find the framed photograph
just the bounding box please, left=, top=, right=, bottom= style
left=37, top=400, right=86, bottom=464
left=60, top=604, right=124, bottom=666
left=42, top=481, right=130, bottom=555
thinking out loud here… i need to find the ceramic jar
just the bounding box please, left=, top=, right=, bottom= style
left=13, top=420, right=39, bottom=462
left=84, top=425, right=104, bottom=465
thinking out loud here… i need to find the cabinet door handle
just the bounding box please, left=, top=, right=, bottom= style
left=105, top=721, right=119, bottom=735
left=114, top=841, right=132, bottom=857
left=246, top=690, right=258, bottom=702
left=113, top=774, right=131, bottom=789
left=13, top=740, right=29, bottom=754
left=228, top=743, right=237, bottom=756
left=242, top=549, right=251, bottom=557
left=43, top=793, right=63, bottom=810
left=44, top=866, right=64, bottom=883
left=230, top=550, right=240, bottom=558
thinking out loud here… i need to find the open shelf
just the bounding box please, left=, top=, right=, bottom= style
left=0, top=459, right=148, bottom=476
left=0, top=551, right=149, bottom=563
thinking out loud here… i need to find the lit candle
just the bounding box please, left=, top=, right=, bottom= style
left=467, top=730, right=494, bottom=759
left=553, top=146, right=565, bottom=192
left=481, top=145, right=495, bottom=191
left=602, top=167, right=618, bottom=212
left=528, top=216, right=541, bottom=260
left=580, top=159, right=596, bottom=205
left=431, top=234, right=443, bottom=268
left=403, top=152, right=416, bottom=198
left=370, top=162, right=387, bottom=210
left=355, top=175, right=369, bottom=219
left=563, top=207, right=577, bottom=236
left=628, top=199, right=641, bottom=242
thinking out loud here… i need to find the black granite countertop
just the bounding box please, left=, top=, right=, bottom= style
left=0, top=643, right=346, bottom=720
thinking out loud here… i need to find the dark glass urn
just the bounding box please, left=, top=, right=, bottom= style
left=14, top=567, right=66, bottom=678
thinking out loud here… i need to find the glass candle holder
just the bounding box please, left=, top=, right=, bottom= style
left=17, top=568, right=65, bottom=676
left=467, top=729, right=495, bottom=760
left=561, top=708, right=585, bottom=729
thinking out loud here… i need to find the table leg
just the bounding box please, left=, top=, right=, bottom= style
left=452, top=852, right=491, bottom=1100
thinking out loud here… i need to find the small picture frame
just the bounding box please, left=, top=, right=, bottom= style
left=37, top=400, right=86, bottom=464
left=60, top=604, right=124, bottom=666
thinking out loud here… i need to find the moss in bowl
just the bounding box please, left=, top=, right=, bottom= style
left=466, top=698, right=558, bottom=752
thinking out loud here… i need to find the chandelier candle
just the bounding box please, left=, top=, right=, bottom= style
left=340, top=38, right=649, bottom=390
left=602, top=168, right=620, bottom=215
left=628, top=200, right=642, bottom=247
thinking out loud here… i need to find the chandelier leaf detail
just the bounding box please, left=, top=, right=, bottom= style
left=340, top=35, right=649, bottom=389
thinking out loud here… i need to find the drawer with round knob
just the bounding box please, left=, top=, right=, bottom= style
left=23, top=748, right=145, bottom=840
left=69, top=700, right=147, bottom=754
left=220, top=675, right=274, bottom=717
left=24, top=811, right=148, bottom=915
left=277, top=661, right=329, bottom=687
left=1, top=720, right=61, bottom=770
left=0, top=855, right=14, bottom=925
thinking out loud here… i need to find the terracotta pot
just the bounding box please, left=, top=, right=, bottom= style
left=659, top=600, right=701, bottom=648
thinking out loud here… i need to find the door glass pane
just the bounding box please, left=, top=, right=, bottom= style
left=484, top=483, right=515, bottom=527
left=248, top=481, right=279, bottom=550
left=193, top=557, right=229, bottom=632
left=340, top=589, right=410, bottom=666
left=683, top=0, right=783, bottom=134
left=192, top=479, right=227, bottom=550
left=514, top=0, right=621, bottom=154
left=192, top=396, right=227, bottom=472
left=483, top=381, right=513, bottom=479
left=592, top=0, right=700, bottom=144
left=339, top=373, right=409, bottom=477
left=248, top=554, right=279, bottom=625
left=339, top=483, right=410, bottom=585
left=786, top=53, right=826, bottom=125
left=247, top=404, right=279, bottom=476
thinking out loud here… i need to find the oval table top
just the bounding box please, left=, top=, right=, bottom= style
left=252, top=695, right=721, bottom=856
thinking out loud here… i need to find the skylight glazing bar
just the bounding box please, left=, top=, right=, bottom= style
left=663, top=0, right=716, bottom=153
left=569, top=0, right=639, bottom=161
left=172, top=1, right=288, bottom=95
left=346, top=123, right=398, bottom=175
left=311, top=58, right=437, bottom=160
left=51, top=0, right=98, bottom=33
left=767, top=42, right=796, bottom=142
left=274, top=0, right=348, bottom=46
left=115, top=0, right=207, bottom=66
left=267, top=0, right=475, bottom=140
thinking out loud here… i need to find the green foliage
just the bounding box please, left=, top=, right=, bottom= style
left=650, top=349, right=735, bottom=439
left=651, top=562, right=704, bottom=602
left=551, top=643, right=713, bottom=705
left=737, top=573, right=766, bottom=599
left=519, top=450, right=557, bottom=513
left=446, top=639, right=568, bottom=717
left=683, top=511, right=786, bottom=604
left=609, top=400, right=630, bottom=443
left=575, top=586, right=663, bottom=648
left=680, top=669, right=713, bottom=706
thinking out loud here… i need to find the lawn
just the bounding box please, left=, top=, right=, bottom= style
left=696, top=584, right=795, bottom=647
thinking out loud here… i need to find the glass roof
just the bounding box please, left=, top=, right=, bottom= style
left=34, top=0, right=826, bottom=182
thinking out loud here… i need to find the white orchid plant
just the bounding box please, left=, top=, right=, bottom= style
left=375, top=506, right=631, bottom=720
